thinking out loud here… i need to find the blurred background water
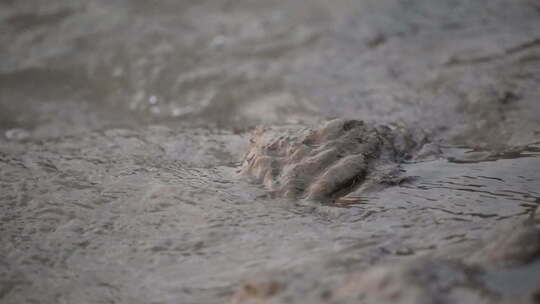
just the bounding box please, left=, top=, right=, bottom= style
left=2, top=0, right=540, bottom=143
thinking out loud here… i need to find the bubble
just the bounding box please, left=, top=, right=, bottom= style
left=112, top=67, right=124, bottom=77
left=210, top=35, right=227, bottom=49
left=5, top=128, right=30, bottom=141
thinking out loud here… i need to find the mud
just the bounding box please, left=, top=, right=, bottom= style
left=240, top=119, right=432, bottom=202
left=1, top=0, right=540, bottom=304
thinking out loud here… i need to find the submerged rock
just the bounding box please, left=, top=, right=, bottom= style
left=336, top=259, right=480, bottom=304
left=231, top=276, right=283, bottom=304
left=228, top=221, right=540, bottom=304
left=468, top=225, right=540, bottom=268
left=240, top=118, right=431, bottom=203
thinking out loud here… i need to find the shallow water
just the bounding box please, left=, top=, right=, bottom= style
left=1, top=1, right=540, bottom=303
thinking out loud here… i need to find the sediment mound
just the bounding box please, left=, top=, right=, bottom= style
left=240, top=118, right=435, bottom=202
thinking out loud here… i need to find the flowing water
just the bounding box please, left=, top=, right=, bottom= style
left=1, top=1, right=540, bottom=303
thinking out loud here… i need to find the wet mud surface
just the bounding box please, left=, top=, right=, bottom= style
left=240, top=119, right=431, bottom=202
left=1, top=1, right=540, bottom=303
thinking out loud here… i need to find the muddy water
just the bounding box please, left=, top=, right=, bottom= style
left=1, top=1, right=540, bottom=303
